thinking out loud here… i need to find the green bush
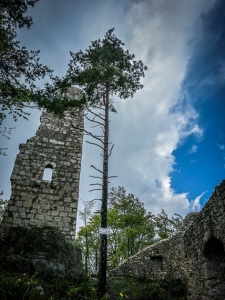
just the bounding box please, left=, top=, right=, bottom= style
left=0, top=271, right=96, bottom=300
left=0, top=269, right=187, bottom=300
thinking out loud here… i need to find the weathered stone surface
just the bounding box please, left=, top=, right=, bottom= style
left=184, top=180, right=225, bottom=300
left=0, top=226, right=83, bottom=280
left=0, top=88, right=84, bottom=280
left=0, top=88, right=83, bottom=241
left=111, top=180, right=225, bottom=300
left=110, top=229, right=188, bottom=281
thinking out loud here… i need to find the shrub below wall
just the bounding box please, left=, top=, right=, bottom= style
left=0, top=226, right=83, bottom=280
left=0, top=271, right=188, bottom=300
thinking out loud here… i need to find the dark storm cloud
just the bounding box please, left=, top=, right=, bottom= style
left=182, top=0, right=225, bottom=102
left=0, top=0, right=220, bottom=223
left=175, top=0, right=225, bottom=205
left=18, top=0, right=129, bottom=76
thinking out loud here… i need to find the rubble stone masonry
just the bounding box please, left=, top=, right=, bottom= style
left=184, top=180, right=225, bottom=300
left=1, top=87, right=224, bottom=296
left=111, top=180, right=225, bottom=300
left=0, top=92, right=83, bottom=241
left=110, top=225, right=188, bottom=281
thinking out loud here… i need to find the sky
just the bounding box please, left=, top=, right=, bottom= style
left=0, top=0, right=225, bottom=230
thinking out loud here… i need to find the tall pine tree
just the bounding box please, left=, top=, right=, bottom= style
left=65, top=28, right=147, bottom=292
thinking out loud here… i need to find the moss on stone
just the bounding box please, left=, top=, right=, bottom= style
left=0, top=226, right=83, bottom=280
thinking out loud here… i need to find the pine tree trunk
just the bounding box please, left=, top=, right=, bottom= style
left=98, top=90, right=109, bottom=293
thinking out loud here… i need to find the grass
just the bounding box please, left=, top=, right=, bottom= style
left=0, top=269, right=187, bottom=300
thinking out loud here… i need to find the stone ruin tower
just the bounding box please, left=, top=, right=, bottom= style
left=0, top=89, right=83, bottom=241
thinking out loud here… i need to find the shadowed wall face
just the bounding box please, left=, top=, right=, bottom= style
left=110, top=181, right=225, bottom=300
left=0, top=91, right=84, bottom=241
left=184, top=181, right=225, bottom=300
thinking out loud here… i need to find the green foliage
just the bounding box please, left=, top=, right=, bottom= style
left=153, top=209, right=183, bottom=240
left=0, top=270, right=187, bottom=299
left=0, top=191, right=8, bottom=221
left=66, top=28, right=147, bottom=106
left=0, top=0, right=81, bottom=141
left=79, top=200, right=96, bottom=276
left=76, top=187, right=184, bottom=276
left=76, top=187, right=155, bottom=274
left=33, top=81, right=86, bottom=118
left=108, top=187, right=155, bottom=265
left=0, top=226, right=82, bottom=280
left=36, top=27, right=148, bottom=117
left=0, top=271, right=96, bottom=300
left=0, top=0, right=53, bottom=130
left=76, top=214, right=101, bottom=274
left=105, top=276, right=187, bottom=300
left=63, top=29, right=147, bottom=291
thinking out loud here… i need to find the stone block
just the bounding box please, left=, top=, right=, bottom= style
left=64, top=198, right=71, bottom=202
left=51, top=211, right=59, bottom=217
left=9, top=206, right=17, bottom=212
left=42, top=205, right=50, bottom=210
left=65, top=207, right=72, bottom=212
left=23, top=201, right=31, bottom=208
left=15, top=201, right=22, bottom=207
left=20, top=213, right=26, bottom=219
left=27, top=214, right=34, bottom=219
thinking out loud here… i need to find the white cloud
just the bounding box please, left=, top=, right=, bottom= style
left=188, top=145, right=198, bottom=154
left=0, top=0, right=217, bottom=229
left=189, top=191, right=207, bottom=211
left=217, top=143, right=225, bottom=151
left=98, top=0, right=213, bottom=218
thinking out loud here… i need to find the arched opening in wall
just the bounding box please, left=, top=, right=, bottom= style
left=42, top=164, right=53, bottom=181
left=204, top=236, right=224, bottom=257
left=203, top=236, right=225, bottom=296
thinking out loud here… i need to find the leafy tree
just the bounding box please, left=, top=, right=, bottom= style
left=0, top=0, right=52, bottom=129
left=108, top=186, right=155, bottom=264
left=78, top=199, right=95, bottom=276
left=0, top=0, right=79, bottom=144
left=0, top=191, right=8, bottom=222
left=76, top=187, right=155, bottom=274
left=65, top=28, right=147, bottom=292
left=153, top=209, right=183, bottom=240
left=76, top=213, right=101, bottom=275
left=76, top=188, right=183, bottom=277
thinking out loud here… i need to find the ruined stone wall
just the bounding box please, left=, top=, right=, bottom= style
left=0, top=92, right=83, bottom=241
left=111, top=181, right=225, bottom=299
left=110, top=231, right=188, bottom=280
left=184, top=180, right=225, bottom=300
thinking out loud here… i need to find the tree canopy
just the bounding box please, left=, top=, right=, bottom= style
left=63, top=28, right=147, bottom=292
left=66, top=28, right=147, bottom=106
left=76, top=186, right=183, bottom=275
left=0, top=0, right=78, bottom=142
left=0, top=0, right=52, bottom=127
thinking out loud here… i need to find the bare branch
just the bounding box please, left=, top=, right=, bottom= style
left=108, top=175, right=118, bottom=178
left=89, top=188, right=102, bottom=192
left=86, top=141, right=104, bottom=149
left=85, top=106, right=105, bottom=122
left=71, top=120, right=104, bottom=144
left=90, top=183, right=103, bottom=186
left=108, top=144, right=114, bottom=157
left=21, top=104, right=40, bottom=109
left=90, top=175, right=103, bottom=179
left=90, top=165, right=103, bottom=173
left=85, top=114, right=104, bottom=127
left=92, top=198, right=102, bottom=201
left=88, top=199, right=97, bottom=204
left=70, top=121, right=84, bottom=131
left=91, top=124, right=102, bottom=128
